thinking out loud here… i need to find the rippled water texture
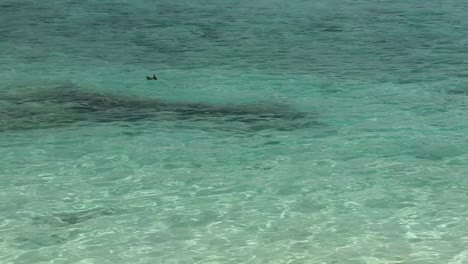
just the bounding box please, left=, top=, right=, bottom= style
left=1, top=0, right=468, bottom=263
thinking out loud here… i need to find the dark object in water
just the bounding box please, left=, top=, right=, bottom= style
left=146, top=73, right=157, bottom=80
left=0, top=84, right=318, bottom=132
left=32, top=207, right=115, bottom=226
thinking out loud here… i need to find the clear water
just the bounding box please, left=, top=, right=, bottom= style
left=1, top=0, right=468, bottom=263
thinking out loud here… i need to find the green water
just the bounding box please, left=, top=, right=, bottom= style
left=1, top=0, right=468, bottom=263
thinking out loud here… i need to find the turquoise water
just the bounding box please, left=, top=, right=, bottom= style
left=1, top=0, right=468, bottom=263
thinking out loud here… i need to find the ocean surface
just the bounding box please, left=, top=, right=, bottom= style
left=1, top=0, right=468, bottom=263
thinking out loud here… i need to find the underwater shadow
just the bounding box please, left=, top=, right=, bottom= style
left=1, top=83, right=323, bottom=133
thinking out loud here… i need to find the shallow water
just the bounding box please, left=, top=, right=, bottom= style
left=1, top=0, right=468, bottom=263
